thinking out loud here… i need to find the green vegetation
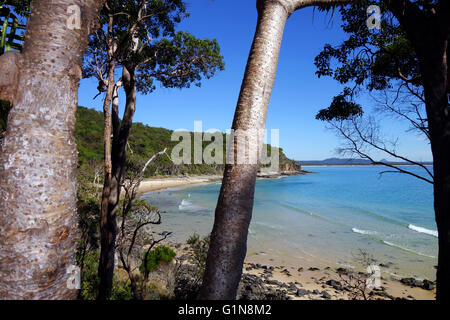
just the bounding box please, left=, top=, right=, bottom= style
left=75, top=106, right=301, bottom=176
left=78, top=251, right=100, bottom=300
left=3, top=104, right=300, bottom=176
left=186, top=233, right=210, bottom=280
left=140, top=245, right=176, bottom=274
left=78, top=250, right=136, bottom=300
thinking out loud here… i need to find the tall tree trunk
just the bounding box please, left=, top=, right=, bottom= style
left=198, top=0, right=359, bottom=300
left=110, top=65, right=137, bottom=231
left=199, top=0, right=290, bottom=299
left=418, top=35, right=450, bottom=302
left=97, top=12, right=118, bottom=300
left=98, top=65, right=136, bottom=299
left=0, top=0, right=103, bottom=299
left=387, top=0, right=450, bottom=300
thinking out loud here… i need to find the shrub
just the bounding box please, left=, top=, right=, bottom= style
left=140, top=245, right=176, bottom=275
left=186, top=233, right=210, bottom=279
left=78, top=251, right=100, bottom=300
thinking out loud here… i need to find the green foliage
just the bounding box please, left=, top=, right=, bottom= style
left=140, top=245, right=176, bottom=274
left=84, top=0, right=224, bottom=97
left=316, top=90, right=363, bottom=121
left=186, top=233, right=209, bottom=279
left=314, top=1, right=421, bottom=120
left=0, top=1, right=28, bottom=54
left=78, top=251, right=100, bottom=300
left=1, top=0, right=31, bottom=18
left=137, top=31, right=225, bottom=93
left=75, top=106, right=105, bottom=162
left=78, top=250, right=135, bottom=300
left=75, top=106, right=300, bottom=176
left=110, top=278, right=135, bottom=300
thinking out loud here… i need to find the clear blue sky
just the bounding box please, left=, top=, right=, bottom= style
left=77, top=0, right=432, bottom=162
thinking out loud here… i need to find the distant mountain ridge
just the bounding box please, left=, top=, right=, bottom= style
left=299, top=158, right=432, bottom=166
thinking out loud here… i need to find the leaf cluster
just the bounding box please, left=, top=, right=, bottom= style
left=139, top=245, right=176, bottom=274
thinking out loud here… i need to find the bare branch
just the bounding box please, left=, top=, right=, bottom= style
left=330, top=119, right=433, bottom=184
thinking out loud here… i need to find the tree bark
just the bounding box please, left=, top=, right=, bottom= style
left=199, top=0, right=359, bottom=300
left=199, top=0, right=290, bottom=300
left=385, top=0, right=450, bottom=301
left=110, top=65, right=137, bottom=236
left=98, top=65, right=137, bottom=299
left=417, top=30, right=450, bottom=302
left=97, top=14, right=118, bottom=300
left=0, top=0, right=103, bottom=299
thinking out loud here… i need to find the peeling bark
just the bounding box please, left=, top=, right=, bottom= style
left=0, top=0, right=104, bottom=300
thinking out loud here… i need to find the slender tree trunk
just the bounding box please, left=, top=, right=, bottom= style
left=98, top=65, right=136, bottom=299
left=110, top=66, right=137, bottom=225
left=199, top=0, right=359, bottom=300
left=199, top=0, right=290, bottom=299
left=97, top=20, right=117, bottom=298
left=0, top=0, right=103, bottom=299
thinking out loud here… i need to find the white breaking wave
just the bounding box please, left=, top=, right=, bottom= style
left=383, top=241, right=436, bottom=259
left=178, top=199, right=193, bottom=210
left=352, top=228, right=377, bottom=235
left=408, top=224, right=438, bottom=237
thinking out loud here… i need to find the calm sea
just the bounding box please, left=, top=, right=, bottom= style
left=142, top=166, right=437, bottom=280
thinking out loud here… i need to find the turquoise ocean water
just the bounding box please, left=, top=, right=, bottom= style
left=142, top=166, right=437, bottom=280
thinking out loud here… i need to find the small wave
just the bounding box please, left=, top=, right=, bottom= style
left=408, top=224, right=438, bottom=237
left=178, top=199, right=193, bottom=210
left=347, top=207, right=409, bottom=227
left=253, top=221, right=283, bottom=230
left=352, top=228, right=377, bottom=235
left=382, top=241, right=436, bottom=259
left=280, top=203, right=325, bottom=220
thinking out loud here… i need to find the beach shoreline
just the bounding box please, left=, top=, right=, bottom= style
left=136, top=170, right=309, bottom=195
left=164, top=239, right=436, bottom=300
left=139, top=171, right=436, bottom=300
left=137, top=174, right=223, bottom=194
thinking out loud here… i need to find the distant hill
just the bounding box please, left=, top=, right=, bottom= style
left=300, top=158, right=373, bottom=165
left=299, top=158, right=432, bottom=166
left=75, top=106, right=301, bottom=177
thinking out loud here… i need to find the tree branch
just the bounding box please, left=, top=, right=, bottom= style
left=331, top=120, right=433, bottom=184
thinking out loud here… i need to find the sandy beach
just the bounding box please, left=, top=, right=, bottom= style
left=136, top=171, right=309, bottom=195
left=139, top=174, right=436, bottom=300
left=243, top=251, right=436, bottom=300
left=136, top=174, right=223, bottom=194
left=159, top=240, right=436, bottom=300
